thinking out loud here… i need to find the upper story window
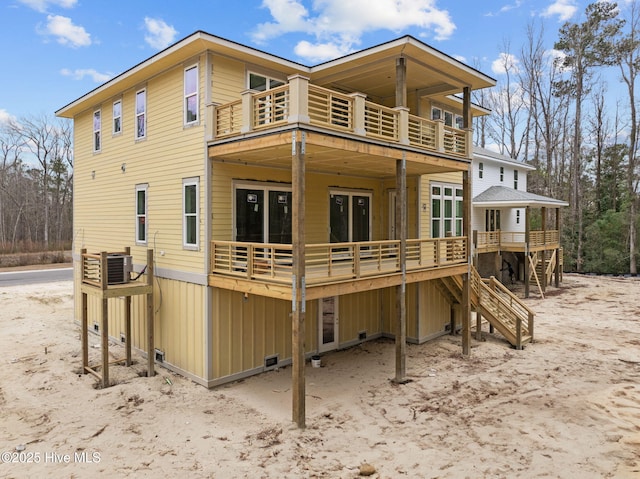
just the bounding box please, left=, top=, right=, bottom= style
left=455, top=114, right=464, bottom=129
left=479, top=162, right=484, bottom=179
left=234, top=182, right=292, bottom=244
left=248, top=72, right=284, bottom=91
left=329, top=191, right=371, bottom=243
left=136, top=184, right=148, bottom=245
left=113, top=100, right=122, bottom=135
left=431, top=106, right=462, bottom=129
left=135, top=89, right=146, bottom=140
left=183, top=177, right=199, bottom=249
left=184, top=65, right=198, bottom=125
left=500, top=166, right=504, bottom=182
left=514, top=170, right=519, bottom=190
left=431, top=183, right=463, bottom=238
left=93, top=110, right=101, bottom=152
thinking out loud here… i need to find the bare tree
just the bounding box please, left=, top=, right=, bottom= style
left=553, top=1, right=623, bottom=272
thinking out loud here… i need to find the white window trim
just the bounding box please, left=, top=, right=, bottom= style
left=430, top=182, right=463, bottom=238
left=183, top=177, right=199, bottom=249
left=478, top=162, right=484, bottom=179
left=93, top=109, right=101, bottom=153
left=113, top=99, right=122, bottom=136
left=184, top=64, right=199, bottom=126
left=232, top=180, right=292, bottom=242
left=135, top=88, right=146, bottom=140
left=328, top=189, right=373, bottom=242
left=135, top=184, right=148, bottom=245
left=514, top=170, right=519, bottom=190
left=500, top=166, right=504, bottom=182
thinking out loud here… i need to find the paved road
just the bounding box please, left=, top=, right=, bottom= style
left=0, top=267, right=73, bottom=287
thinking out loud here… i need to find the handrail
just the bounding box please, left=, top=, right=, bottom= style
left=211, top=237, right=467, bottom=285
left=210, top=80, right=470, bottom=158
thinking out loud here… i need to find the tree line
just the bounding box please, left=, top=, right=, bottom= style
left=0, top=115, right=72, bottom=253
left=475, top=1, right=640, bottom=275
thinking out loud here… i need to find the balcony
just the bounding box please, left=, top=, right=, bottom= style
left=209, top=237, right=468, bottom=300
left=208, top=75, right=471, bottom=159
left=475, top=230, right=560, bottom=253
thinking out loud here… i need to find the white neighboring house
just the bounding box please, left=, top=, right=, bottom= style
left=471, top=146, right=568, bottom=296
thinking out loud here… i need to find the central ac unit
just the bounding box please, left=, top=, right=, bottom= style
left=107, top=254, right=133, bottom=284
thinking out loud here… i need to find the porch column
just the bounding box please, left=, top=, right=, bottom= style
left=541, top=206, right=547, bottom=292
left=396, top=57, right=407, bottom=107
left=461, top=168, right=471, bottom=355
left=394, top=153, right=407, bottom=383
left=240, top=89, right=254, bottom=134
left=555, top=208, right=562, bottom=287
left=292, top=130, right=306, bottom=428
left=463, top=86, right=472, bottom=158
left=524, top=206, right=531, bottom=298
left=287, top=74, right=310, bottom=124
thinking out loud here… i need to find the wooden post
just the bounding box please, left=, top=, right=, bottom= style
left=463, top=86, right=472, bottom=158
left=541, top=207, right=547, bottom=292
left=555, top=208, right=561, bottom=287
left=461, top=169, right=471, bottom=355
left=146, top=249, right=155, bottom=377
left=394, top=155, right=407, bottom=383
left=292, top=131, right=306, bottom=428
left=524, top=206, right=531, bottom=298
left=81, top=248, right=88, bottom=374
left=396, top=57, right=407, bottom=108
left=287, top=74, right=310, bottom=124
left=124, top=247, right=132, bottom=366
left=100, top=251, right=109, bottom=388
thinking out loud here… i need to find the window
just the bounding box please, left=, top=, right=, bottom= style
left=514, top=170, right=519, bottom=190
left=444, top=111, right=453, bottom=127
left=455, top=114, right=464, bottom=129
left=248, top=72, right=284, bottom=91
left=135, top=89, right=146, bottom=139
left=329, top=191, right=371, bottom=244
left=516, top=209, right=521, bottom=224
left=136, top=184, right=148, bottom=245
left=431, top=183, right=463, bottom=238
left=184, top=65, right=198, bottom=125
left=500, top=166, right=504, bottom=182
left=93, top=110, right=101, bottom=152
left=431, top=107, right=442, bottom=121
left=479, top=162, right=484, bottom=179
left=235, top=182, right=292, bottom=244
left=183, top=178, right=199, bottom=248
left=113, top=100, right=122, bottom=135
left=486, top=209, right=501, bottom=232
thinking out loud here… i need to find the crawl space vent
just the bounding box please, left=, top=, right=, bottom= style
left=264, top=355, right=279, bottom=370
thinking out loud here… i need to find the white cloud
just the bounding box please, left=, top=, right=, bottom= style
left=18, top=0, right=76, bottom=13
left=541, top=0, right=578, bottom=21
left=43, top=14, right=91, bottom=47
left=491, top=52, right=520, bottom=75
left=0, top=109, right=16, bottom=126
left=143, top=17, right=178, bottom=50
left=60, top=68, right=112, bottom=83
left=253, top=0, right=456, bottom=62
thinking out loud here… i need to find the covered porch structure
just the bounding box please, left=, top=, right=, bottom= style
left=472, top=186, right=568, bottom=297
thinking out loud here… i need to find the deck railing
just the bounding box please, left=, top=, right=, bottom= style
left=209, top=74, right=470, bottom=157
left=476, top=230, right=560, bottom=250
left=211, top=237, right=467, bottom=286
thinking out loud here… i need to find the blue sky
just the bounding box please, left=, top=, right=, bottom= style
left=0, top=0, right=612, bottom=123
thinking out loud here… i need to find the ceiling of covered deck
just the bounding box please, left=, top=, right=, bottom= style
left=209, top=131, right=467, bottom=179
left=309, top=37, right=496, bottom=104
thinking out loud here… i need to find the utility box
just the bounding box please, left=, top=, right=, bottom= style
left=107, top=254, right=133, bottom=284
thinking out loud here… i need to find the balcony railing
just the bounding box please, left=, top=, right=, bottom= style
left=211, top=237, right=467, bottom=286
left=476, top=230, right=560, bottom=250
left=210, top=74, right=471, bottom=158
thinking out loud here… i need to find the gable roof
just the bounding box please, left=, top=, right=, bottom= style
left=473, top=146, right=535, bottom=171
left=56, top=31, right=495, bottom=119
left=473, top=186, right=568, bottom=208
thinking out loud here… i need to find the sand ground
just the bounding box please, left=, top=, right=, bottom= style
left=1, top=274, right=639, bottom=478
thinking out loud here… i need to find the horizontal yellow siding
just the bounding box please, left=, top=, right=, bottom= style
left=73, top=55, right=207, bottom=274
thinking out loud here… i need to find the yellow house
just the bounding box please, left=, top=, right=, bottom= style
left=57, top=31, right=524, bottom=426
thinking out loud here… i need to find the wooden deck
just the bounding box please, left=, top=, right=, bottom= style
left=209, top=77, right=471, bottom=159
left=209, top=237, right=468, bottom=299
left=475, top=230, right=560, bottom=253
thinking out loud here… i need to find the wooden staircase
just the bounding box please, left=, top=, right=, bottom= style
left=438, top=267, right=535, bottom=349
